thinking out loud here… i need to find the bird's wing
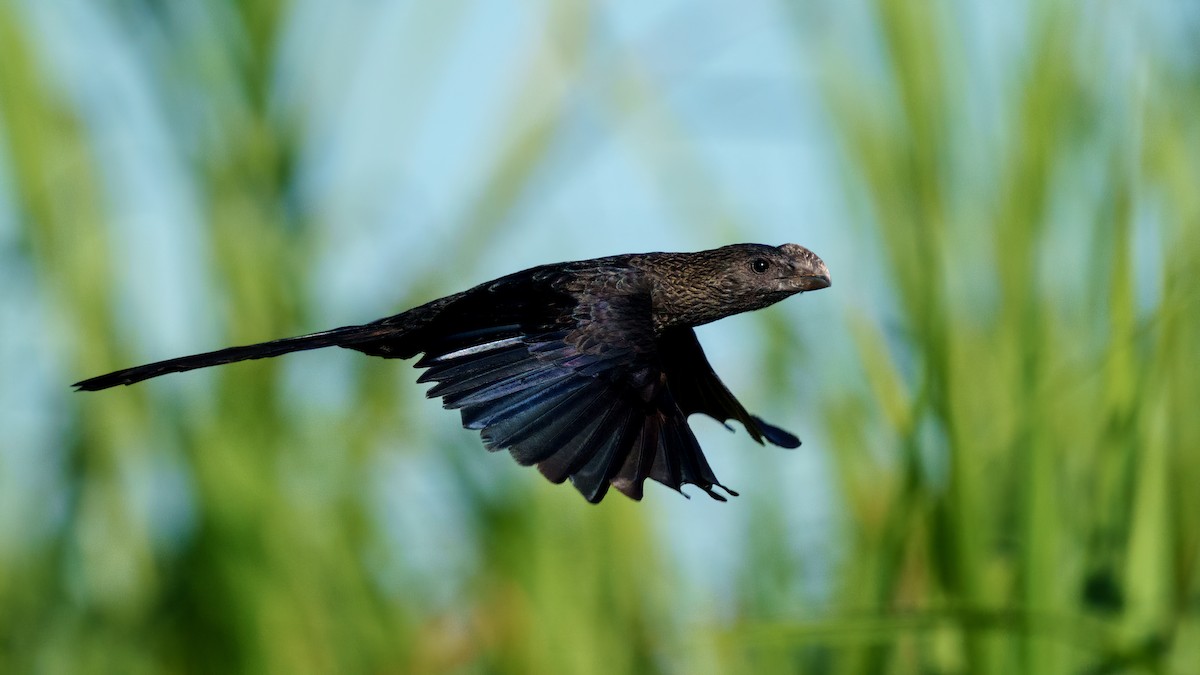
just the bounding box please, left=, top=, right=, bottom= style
left=411, top=267, right=735, bottom=503
left=658, top=327, right=801, bottom=449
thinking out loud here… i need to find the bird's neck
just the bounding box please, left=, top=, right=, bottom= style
left=641, top=254, right=736, bottom=333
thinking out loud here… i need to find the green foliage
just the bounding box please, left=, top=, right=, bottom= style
left=795, top=2, right=1200, bottom=673
left=1, top=1, right=1197, bottom=673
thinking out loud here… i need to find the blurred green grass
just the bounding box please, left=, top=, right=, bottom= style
left=2, top=1, right=1198, bottom=673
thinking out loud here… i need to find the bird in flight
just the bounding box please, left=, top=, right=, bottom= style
left=75, top=243, right=830, bottom=503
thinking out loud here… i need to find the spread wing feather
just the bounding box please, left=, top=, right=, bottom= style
left=410, top=269, right=736, bottom=502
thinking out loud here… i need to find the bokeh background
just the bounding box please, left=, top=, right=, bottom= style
left=3, top=0, right=1199, bottom=673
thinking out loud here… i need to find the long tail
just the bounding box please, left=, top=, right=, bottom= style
left=73, top=324, right=397, bottom=391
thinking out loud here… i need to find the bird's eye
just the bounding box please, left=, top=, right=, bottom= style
left=751, top=258, right=770, bottom=274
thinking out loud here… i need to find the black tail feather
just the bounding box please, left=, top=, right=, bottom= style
left=73, top=324, right=394, bottom=391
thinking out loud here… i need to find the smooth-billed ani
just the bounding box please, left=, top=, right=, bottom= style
left=75, top=243, right=831, bottom=502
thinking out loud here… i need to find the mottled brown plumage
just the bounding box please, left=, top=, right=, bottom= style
left=74, top=243, right=831, bottom=502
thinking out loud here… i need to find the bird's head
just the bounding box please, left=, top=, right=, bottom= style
left=742, top=242, right=831, bottom=292
left=651, top=243, right=831, bottom=329
left=716, top=243, right=831, bottom=309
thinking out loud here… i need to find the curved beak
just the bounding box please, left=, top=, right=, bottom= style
left=801, top=264, right=830, bottom=290
left=799, top=272, right=831, bottom=291
left=779, top=243, right=831, bottom=292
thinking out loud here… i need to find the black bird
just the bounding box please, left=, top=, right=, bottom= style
left=75, top=243, right=831, bottom=503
